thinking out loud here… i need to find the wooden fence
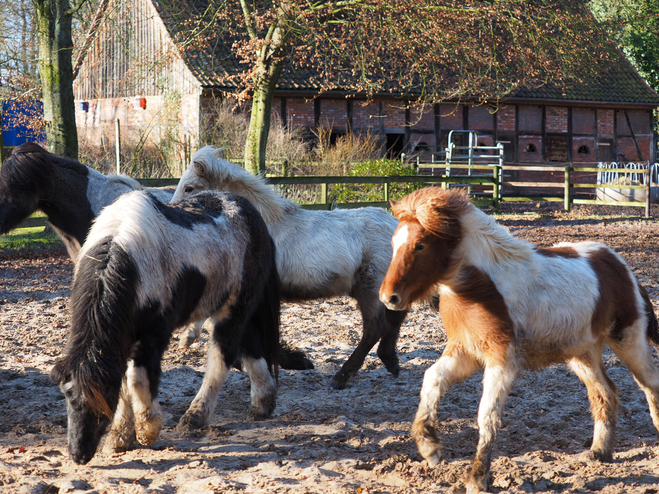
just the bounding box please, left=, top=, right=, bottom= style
left=13, top=162, right=655, bottom=230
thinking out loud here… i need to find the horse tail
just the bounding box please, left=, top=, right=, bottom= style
left=640, top=284, right=659, bottom=347
left=56, top=236, right=139, bottom=417
left=252, top=240, right=282, bottom=378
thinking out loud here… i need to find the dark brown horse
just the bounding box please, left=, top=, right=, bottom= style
left=380, top=187, right=659, bottom=493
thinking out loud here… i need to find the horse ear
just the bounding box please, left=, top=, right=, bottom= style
left=193, top=160, right=207, bottom=177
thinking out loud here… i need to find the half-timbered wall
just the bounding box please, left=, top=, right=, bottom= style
left=74, top=0, right=200, bottom=99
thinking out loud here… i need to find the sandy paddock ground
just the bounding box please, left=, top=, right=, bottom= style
left=0, top=203, right=658, bottom=494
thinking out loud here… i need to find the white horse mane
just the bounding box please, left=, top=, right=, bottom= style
left=191, top=146, right=292, bottom=224
left=459, top=204, right=534, bottom=267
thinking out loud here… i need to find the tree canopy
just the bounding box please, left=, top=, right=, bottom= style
left=589, top=0, right=659, bottom=92
left=163, top=0, right=623, bottom=170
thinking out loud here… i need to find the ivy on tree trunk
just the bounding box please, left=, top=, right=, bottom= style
left=244, top=58, right=284, bottom=174
left=34, top=0, right=79, bottom=160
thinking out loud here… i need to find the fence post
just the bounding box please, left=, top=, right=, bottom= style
left=646, top=165, right=652, bottom=219
left=384, top=180, right=390, bottom=203
left=492, top=165, right=500, bottom=214
left=564, top=165, right=571, bottom=212
left=320, top=182, right=328, bottom=206
left=115, top=118, right=121, bottom=175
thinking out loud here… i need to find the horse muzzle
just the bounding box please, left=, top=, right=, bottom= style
left=379, top=290, right=409, bottom=311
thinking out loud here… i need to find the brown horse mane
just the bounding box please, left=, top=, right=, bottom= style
left=391, top=187, right=471, bottom=238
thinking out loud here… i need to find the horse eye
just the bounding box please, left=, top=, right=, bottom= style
left=184, top=186, right=194, bottom=193
left=415, top=244, right=425, bottom=251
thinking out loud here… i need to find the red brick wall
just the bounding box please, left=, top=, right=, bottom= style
left=546, top=107, right=568, bottom=133
left=383, top=102, right=406, bottom=132
left=617, top=136, right=652, bottom=161
left=286, top=98, right=315, bottom=127
left=468, top=105, right=494, bottom=131
left=572, top=108, right=595, bottom=134
left=409, top=104, right=434, bottom=131
left=319, top=99, right=348, bottom=131
left=352, top=100, right=381, bottom=131
left=409, top=132, right=436, bottom=149
left=438, top=104, right=464, bottom=130
left=597, top=109, right=614, bottom=137
left=616, top=109, right=652, bottom=135
left=519, top=105, right=542, bottom=133
left=496, top=105, right=515, bottom=132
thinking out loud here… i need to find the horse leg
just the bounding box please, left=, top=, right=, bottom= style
left=330, top=310, right=382, bottom=390
left=376, top=308, right=407, bottom=377
left=178, top=319, right=205, bottom=349
left=103, top=378, right=136, bottom=453
left=237, top=315, right=278, bottom=419
left=331, top=292, right=389, bottom=390
left=177, top=336, right=231, bottom=432
left=123, top=323, right=173, bottom=447
left=412, top=343, right=479, bottom=467
left=125, top=361, right=164, bottom=446
left=242, top=356, right=277, bottom=420
left=465, top=357, right=519, bottom=494
left=609, top=334, right=659, bottom=435
left=568, top=350, right=619, bottom=462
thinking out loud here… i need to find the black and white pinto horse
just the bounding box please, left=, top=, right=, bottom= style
left=171, top=146, right=408, bottom=390
left=51, top=189, right=281, bottom=464
left=0, top=142, right=172, bottom=261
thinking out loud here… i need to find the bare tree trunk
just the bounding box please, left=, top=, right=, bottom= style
left=34, top=0, right=79, bottom=160
left=244, top=57, right=284, bottom=174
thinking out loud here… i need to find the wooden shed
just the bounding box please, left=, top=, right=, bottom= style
left=73, top=0, right=659, bottom=169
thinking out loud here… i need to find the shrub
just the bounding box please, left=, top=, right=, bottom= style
left=331, top=158, right=421, bottom=203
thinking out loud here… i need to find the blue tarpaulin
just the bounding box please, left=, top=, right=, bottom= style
left=2, top=100, right=45, bottom=146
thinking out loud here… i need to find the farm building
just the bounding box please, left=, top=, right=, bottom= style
left=73, top=0, right=659, bottom=170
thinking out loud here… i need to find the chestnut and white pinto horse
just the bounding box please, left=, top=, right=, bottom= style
left=380, top=187, right=659, bottom=493
left=172, top=146, right=407, bottom=390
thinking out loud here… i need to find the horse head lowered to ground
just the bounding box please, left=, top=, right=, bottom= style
left=380, top=186, right=659, bottom=493
left=0, top=142, right=172, bottom=261
left=51, top=189, right=281, bottom=464
left=171, top=145, right=409, bottom=391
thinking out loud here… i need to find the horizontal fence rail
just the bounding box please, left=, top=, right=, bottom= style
left=13, top=161, right=657, bottom=230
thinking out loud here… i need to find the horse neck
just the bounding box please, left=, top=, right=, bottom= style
left=456, top=206, right=533, bottom=273
left=214, top=173, right=289, bottom=225
left=39, top=163, right=97, bottom=248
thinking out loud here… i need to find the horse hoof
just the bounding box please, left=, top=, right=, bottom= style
left=103, top=430, right=136, bottom=454
left=176, top=411, right=208, bottom=434
left=301, top=357, right=315, bottom=370
left=330, top=379, right=347, bottom=390
left=465, top=483, right=485, bottom=494
left=425, top=450, right=442, bottom=467
left=386, top=363, right=401, bottom=378
left=178, top=333, right=196, bottom=350
left=587, top=449, right=613, bottom=463
left=248, top=408, right=273, bottom=421
left=135, top=418, right=163, bottom=447
left=248, top=394, right=276, bottom=421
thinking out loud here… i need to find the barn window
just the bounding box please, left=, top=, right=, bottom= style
left=524, top=143, right=537, bottom=153
left=577, top=144, right=590, bottom=154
